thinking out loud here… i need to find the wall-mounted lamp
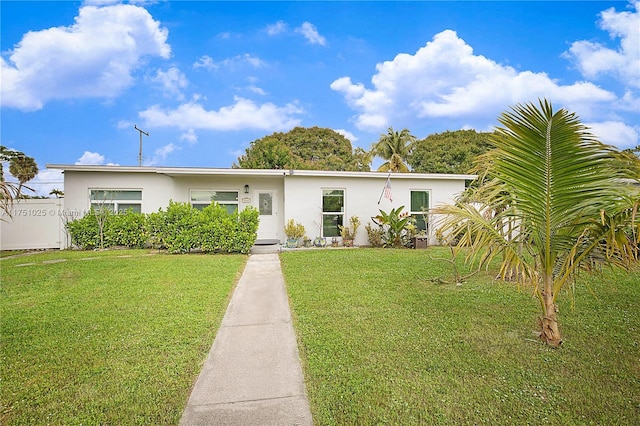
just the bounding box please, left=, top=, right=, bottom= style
left=244, top=184, right=249, bottom=194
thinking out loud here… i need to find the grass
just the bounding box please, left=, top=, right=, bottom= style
left=282, top=248, right=640, bottom=425
left=0, top=249, right=246, bottom=425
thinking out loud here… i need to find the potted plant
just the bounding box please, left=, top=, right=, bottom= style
left=284, top=219, right=305, bottom=248
left=338, top=215, right=361, bottom=247
left=303, top=235, right=312, bottom=248
left=313, top=218, right=327, bottom=247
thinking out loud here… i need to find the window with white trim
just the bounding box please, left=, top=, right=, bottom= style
left=322, top=189, right=344, bottom=237
left=190, top=190, right=239, bottom=213
left=90, top=189, right=142, bottom=213
left=410, top=190, right=429, bottom=232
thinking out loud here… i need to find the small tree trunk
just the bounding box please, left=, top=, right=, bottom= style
left=540, top=288, right=562, bottom=347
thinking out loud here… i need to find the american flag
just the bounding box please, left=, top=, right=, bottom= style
left=383, top=176, right=393, bottom=202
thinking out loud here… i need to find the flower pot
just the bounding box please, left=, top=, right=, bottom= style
left=313, top=237, right=326, bottom=247
left=342, top=238, right=354, bottom=247
left=286, top=238, right=299, bottom=248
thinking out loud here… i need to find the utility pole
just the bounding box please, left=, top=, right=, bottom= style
left=134, top=125, right=149, bottom=166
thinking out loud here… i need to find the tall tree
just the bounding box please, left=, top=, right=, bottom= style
left=1, top=146, right=39, bottom=218
left=433, top=100, right=639, bottom=347
left=410, top=129, right=492, bottom=174
left=370, top=127, right=416, bottom=173
left=235, top=127, right=370, bottom=171
left=8, top=154, right=39, bottom=192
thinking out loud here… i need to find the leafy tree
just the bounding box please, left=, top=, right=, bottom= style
left=433, top=100, right=639, bottom=347
left=1, top=146, right=39, bottom=218
left=370, top=127, right=416, bottom=172
left=410, top=129, right=492, bottom=174
left=235, top=127, right=370, bottom=171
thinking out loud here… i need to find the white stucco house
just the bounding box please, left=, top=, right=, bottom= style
left=41, top=165, right=474, bottom=248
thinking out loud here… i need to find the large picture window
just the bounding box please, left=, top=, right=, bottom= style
left=90, top=189, right=142, bottom=213
left=410, top=190, right=429, bottom=232
left=322, top=189, right=344, bottom=237
left=191, top=190, right=239, bottom=213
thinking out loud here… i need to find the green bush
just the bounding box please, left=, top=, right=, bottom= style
left=105, top=209, right=148, bottom=248
left=160, top=201, right=201, bottom=254
left=66, top=209, right=102, bottom=250
left=67, top=201, right=259, bottom=254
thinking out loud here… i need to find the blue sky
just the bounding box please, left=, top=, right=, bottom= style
left=1, top=0, right=639, bottom=195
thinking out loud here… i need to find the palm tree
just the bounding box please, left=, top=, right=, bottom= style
left=370, top=127, right=416, bottom=173
left=50, top=189, right=64, bottom=198
left=433, top=100, right=639, bottom=347
left=1, top=146, right=37, bottom=218
left=8, top=154, right=38, bottom=192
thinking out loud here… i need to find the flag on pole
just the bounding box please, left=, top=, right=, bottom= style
left=383, top=175, right=393, bottom=202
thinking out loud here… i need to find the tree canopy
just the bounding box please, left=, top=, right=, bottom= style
left=234, top=127, right=370, bottom=171
left=409, top=129, right=492, bottom=174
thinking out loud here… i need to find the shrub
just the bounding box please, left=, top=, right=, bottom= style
left=66, top=209, right=101, bottom=250
left=105, top=209, right=148, bottom=248
left=66, top=201, right=259, bottom=254
left=365, top=222, right=384, bottom=247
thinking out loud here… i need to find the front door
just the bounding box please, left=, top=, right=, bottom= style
left=255, top=190, right=278, bottom=240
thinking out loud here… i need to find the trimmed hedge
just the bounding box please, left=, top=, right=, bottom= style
left=67, top=201, right=259, bottom=254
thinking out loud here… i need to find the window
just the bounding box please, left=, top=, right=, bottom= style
left=90, top=189, right=142, bottom=213
left=322, top=189, right=344, bottom=237
left=410, top=190, right=429, bottom=232
left=191, top=190, right=238, bottom=213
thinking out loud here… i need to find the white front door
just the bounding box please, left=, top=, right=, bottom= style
left=255, top=190, right=278, bottom=240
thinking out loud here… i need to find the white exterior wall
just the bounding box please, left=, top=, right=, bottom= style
left=1, top=198, right=65, bottom=250
left=284, top=174, right=467, bottom=246
left=63, top=170, right=177, bottom=216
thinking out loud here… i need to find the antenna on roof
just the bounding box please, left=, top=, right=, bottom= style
left=134, top=125, right=149, bottom=166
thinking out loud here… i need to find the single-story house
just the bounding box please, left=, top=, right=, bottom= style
left=47, top=164, right=475, bottom=247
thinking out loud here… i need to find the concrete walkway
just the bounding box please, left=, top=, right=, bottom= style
left=179, top=253, right=313, bottom=426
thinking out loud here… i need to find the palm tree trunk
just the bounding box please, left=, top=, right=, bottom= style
left=540, top=282, right=562, bottom=347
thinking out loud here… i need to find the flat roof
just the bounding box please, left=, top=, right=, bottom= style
left=46, top=164, right=477, bottom=180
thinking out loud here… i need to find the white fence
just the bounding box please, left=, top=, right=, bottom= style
left=1, top=199, right=67, bottom=250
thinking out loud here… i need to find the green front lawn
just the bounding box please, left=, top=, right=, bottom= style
left=0, top=250, right=246, bottom=425
left=282, top=248, right=640, bottom=425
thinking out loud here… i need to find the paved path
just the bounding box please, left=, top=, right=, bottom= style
left=179, top=253, right=313, bottom=426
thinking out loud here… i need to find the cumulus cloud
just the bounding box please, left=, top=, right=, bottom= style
left=564, top=1, right=640, bottom=88
left=75, top=151, right=106, bottom=165
left=1, top=4, right=170, bottom=111
left=193, top=53, right=265, bottom=71
left=151, top=67, right=188, bottom=100
left=331, top=29, right=617, bottom=132
left=295, top=22, right=327, bottom=46
left=139, top=97, right=304, bottom=131
left=586, top=120, right=639, bottom=149
left=334, top=129, right=358, bottom=142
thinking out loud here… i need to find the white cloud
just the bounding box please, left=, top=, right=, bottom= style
left=193, top=53, right=265, bottom=71
left=586, top=120, right=639, bottom=149
left=331, top=29, right=618, bottom=132
left=75, top=151, right=106, bottom=165
left=139, top=97, right=304, bottom=131
left=266, top=20, right=288, bottom=36
left=179, top=129, right=198, bottom=144
left=151, top=67, right=188, bottom=100
left=564, top=1, right=640, bottom=88
left=145, top=143, right=178, bottom=166
left=30, top=168, right=65, bottom=197
left=1, top=4, right=170, bottom=111
left=295, top=22, right=326, bottom=46
left=334, top=129, right=358, bottom=142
